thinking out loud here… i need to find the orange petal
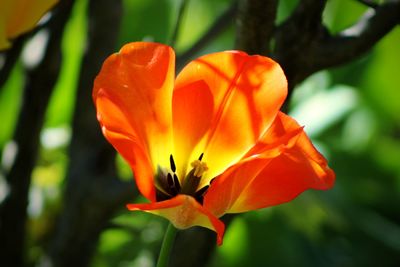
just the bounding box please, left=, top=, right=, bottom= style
left=101, top=128, right=154, bottom=201
left=173, top=51, right=287, bottom=186
left=93, top=42, right=175, bottom=201
left=172, top=79, right=214, bottom=179
left=204, top=113, right=335, bottom=217
left=127, top=195, right=225, bottom=245
left=0, top=0, right=58, bottom=50
left=0, top=17, right=11, bottom=49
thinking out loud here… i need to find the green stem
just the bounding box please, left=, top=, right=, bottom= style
left=156, top=224, right=178, bottom=267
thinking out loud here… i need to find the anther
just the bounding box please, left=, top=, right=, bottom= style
left=169, top=154, right=176, bottom=172
left=196, top=185, right=209, bottom=196
left=173, top=174, right=181, bottom=191
left=167, top=173, right=174, bottom=187
left=167, top=173, right=177, bottom=195
left=191, top=160, right=208, bottom=177
left=198, top=153, right=204, bottom=161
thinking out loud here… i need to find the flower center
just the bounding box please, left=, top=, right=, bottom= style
left=155, top=154, right=210, bottom=203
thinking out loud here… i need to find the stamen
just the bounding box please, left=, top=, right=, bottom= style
left=156, top=190, right=171, bottom=201
left=196, top=185, right=209, bottom=196
left=173, top=174, right=181, bottom=191
left=194, top=185, right=210, bottom=204
left=155, top=168, right=175, bottom=201
left=155, top=155, right=211, bottom=203
left=191, top=160, right=208, bottom=177
left=167, top=173, right=174, bottom=187
left=167, top=173, right=177, bottom=195
left=169, top=154, right=176, bottom=172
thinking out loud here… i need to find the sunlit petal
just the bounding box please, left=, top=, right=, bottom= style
left=127, top=195, right=225, bottom=245
left=204, top=112, right=335, bottom=217
left=0, top=0, right=58, bottom=50
left=93, top=42, right=175, bottom=201
left=173, top=51, right=287, bottom=186
left=100, top=128, right=154, bottom=201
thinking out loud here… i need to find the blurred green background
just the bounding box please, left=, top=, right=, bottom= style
left=1, top=0, right=400, bottom=266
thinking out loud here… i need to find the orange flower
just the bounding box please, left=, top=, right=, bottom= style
left=93, top=42, right=335, bottom=245
left=0, top=0, right=58, bottom=50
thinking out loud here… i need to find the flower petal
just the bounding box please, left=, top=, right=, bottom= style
left=0, top=18, right=11, bottom=49
left=127, top=195, right=225, bottom=245
left=93, top=42, right=175, bottom=201
left=100, top=127, right=154, bottom=201
left=204, top=112, right=335, bottom=217
left=172, top=79, right=214, bottom=179
left=0, top=0, right=58, bottom=50
left=173, top=51, right=287, bottom=186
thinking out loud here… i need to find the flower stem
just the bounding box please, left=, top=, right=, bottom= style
left=156, top=223, right=178, bottom=267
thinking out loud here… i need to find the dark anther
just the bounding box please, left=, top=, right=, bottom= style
left=167, top=173, right=174, bottom=187
left=194, top=185, right=210, bottom=204
left=169, top=154, right=176, bottom=172
left=156, top=155, right=211, bottom=203
left=167, top=173, right=177, bottom=195
left=181, top=169, right=201, bottom=195
left=195, top=185, right=209, bottom=196
left=156, top=190, right=171, bottom=201
left=173, top=174, right=181, bottom=191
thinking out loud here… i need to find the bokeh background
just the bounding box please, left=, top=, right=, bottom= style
left=1, top=0, right=400, bottom=266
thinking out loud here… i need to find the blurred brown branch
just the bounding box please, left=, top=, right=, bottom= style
left=45, top=0, right=138, bottom=266
left=313, top=1, right=400, bottom=71
left=0, top=1, right=74, bottom=266
left=235, top=0, right=278, bottom=54
left=274, top=0, right=400, bottom=92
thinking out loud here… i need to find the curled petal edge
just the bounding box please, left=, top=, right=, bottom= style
left=204, top=112, right=335, bottom=217
left=127, top=195, right=225, bottom=245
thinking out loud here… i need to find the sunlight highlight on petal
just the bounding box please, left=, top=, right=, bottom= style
left=93, top=42, right=175, bottom=200
left=204, top=113, right=335, bottom=217
left=0, top=0, right=58, bottom=50
left=174, top=51, right=287, bottom=187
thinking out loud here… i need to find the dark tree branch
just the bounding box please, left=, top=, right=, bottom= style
left=47, top=0, right=138, bottom=266
left=274, top=0, right=328, bottom=91
left=169, top=214, right=235, bottom=267
left=273, top=0, right=400, bottom=98
left=0, top=1, right=74, bottom=266
left=235, top=0, right=278, bottom=54
left=170, top=228, right=217, bottom=267
left=313, top=1, right=400, bottom=70
left=177, top=1, right=238, bottom=69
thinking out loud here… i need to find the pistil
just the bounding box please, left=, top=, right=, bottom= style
left=155, top=154, right=210, bottom=203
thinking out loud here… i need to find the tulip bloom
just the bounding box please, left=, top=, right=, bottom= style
left=0, top=0, right=58, bottom=50
left=93, top=42, right=335, bottom=245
